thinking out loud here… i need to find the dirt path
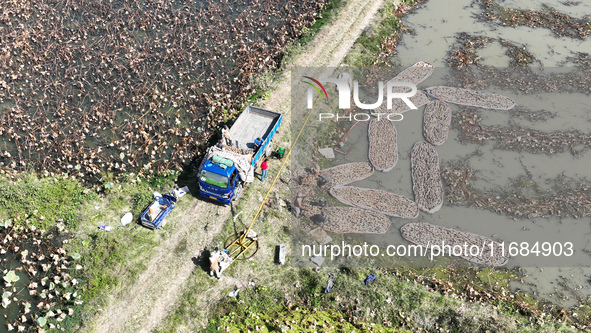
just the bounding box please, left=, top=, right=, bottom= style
left=88, top=0, right=385, bottom=332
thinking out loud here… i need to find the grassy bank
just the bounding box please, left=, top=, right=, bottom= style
left=162, top=258, right=578, bottom=332
left=0, top=171, right=185, bottom=330
left=344, top=0, right=420, bottom=67
left=0, top=173, right=96, bottom=229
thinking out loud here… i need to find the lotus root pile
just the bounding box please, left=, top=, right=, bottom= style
left=425, top=86, right=516, bottom=110
left=423, top=100, right=452, bottom=146
left=411, top=142, right=444, bottom=213
left=318, top=162, right=374, bottom=189
left=391, top=61, right=435, bottom=85
left=401, top=222, right=509, bottom=267
left=329, top=186, right=419, bottom=219
left=372, top=90, right=431, bottom=115
left=322, top=207, right=391, bottom=234
left=368, top=118, right=398, bottom=172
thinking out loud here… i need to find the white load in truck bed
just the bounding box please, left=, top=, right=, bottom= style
left=228, top=106, right=281, bottom=151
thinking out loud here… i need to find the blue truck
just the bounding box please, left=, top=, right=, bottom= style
left=198, top=105, right=282, bottom=204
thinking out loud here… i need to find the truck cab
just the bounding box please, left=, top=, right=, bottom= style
left=198, top=159, right=241, bottom=205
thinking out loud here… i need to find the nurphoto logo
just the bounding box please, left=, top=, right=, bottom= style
left=303, top=75, right=418, bottom=110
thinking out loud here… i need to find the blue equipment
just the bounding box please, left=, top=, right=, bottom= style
left=363, top=274, right=376, bottom=285
left=140, top=194, right=177, bottom=229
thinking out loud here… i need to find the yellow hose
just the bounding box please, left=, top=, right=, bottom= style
left=227, top=95, right=321, bottom=259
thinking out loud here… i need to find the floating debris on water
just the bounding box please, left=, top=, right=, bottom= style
left=368, top=118, right=397, bottom=172
left=451, top=65, right=591, bottom=95
left=322, top=207, right=391, bottom=234
left=0, top=0, right=328, bottom=179
left=498, top=38, right=536, bottom=67
left=423, top=100, right=452, bottom=146
left=441, top=160, right=591, bottom=219
left=447, top=33, right=493, bottom=68
left=447, top=33, right=536, bottom=68
left=479, top=0, right=591, bottom=39
left=454, top=108, right=591, bottom=156
left=329, top=186, right=418, bottom=219
left=400, top=222, right=509, bottom=267
left=411, top=142, right=443, bottom=213
left=425, top=86, right=516, bottom=110
left=318, top=162, right=374, bottom=189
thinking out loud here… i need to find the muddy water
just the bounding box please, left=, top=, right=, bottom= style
left=0, top=229, right=77, bottom=333
left=330, top=84, right=591, bottom=308
left=393, top=0, right=590, bottom=67
left=500, top=0, right=591, bottom=19
left=354, top=0, right=591, bottom=307
left=291, top=0, right=591, bottom=308
left=0, top=0, right=327, bottom=179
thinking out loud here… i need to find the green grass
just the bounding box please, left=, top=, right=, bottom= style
left=0, top=173, right=97, bottom=229
left=344, top=0, right=416, bottom=67
left=0, top=171, right=182, bottom=330
left=298, top=0, right=346, bottom=46
left=211, top=290, right=407, bottom=332
left=68, top=173, right=177, bottom=298
left=161, top=263, right=577, bottom=332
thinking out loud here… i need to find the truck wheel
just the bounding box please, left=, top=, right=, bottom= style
left=264, top=142, right=273, bottom=158
left=232, top=183, right=243, bottom=202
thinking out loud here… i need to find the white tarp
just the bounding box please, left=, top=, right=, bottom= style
left=318, top=147, right=335, bottom=159
left=201, top=145, right=255, bottom=183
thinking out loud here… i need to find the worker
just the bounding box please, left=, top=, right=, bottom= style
left=253, top=137, right=263, bottom=152
left=209, top=252, right=221, bottom=279
left=311, top=162, right=320, bottom=174
left=222, top=125, right=232, bottom=146
left=260, top=158, right=268, bottom=182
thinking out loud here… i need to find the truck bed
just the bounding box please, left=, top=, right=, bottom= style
left=228, top=106, right=281, bottom=151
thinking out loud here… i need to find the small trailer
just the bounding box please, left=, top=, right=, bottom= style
left=140, top=194, right=177, bottom=229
